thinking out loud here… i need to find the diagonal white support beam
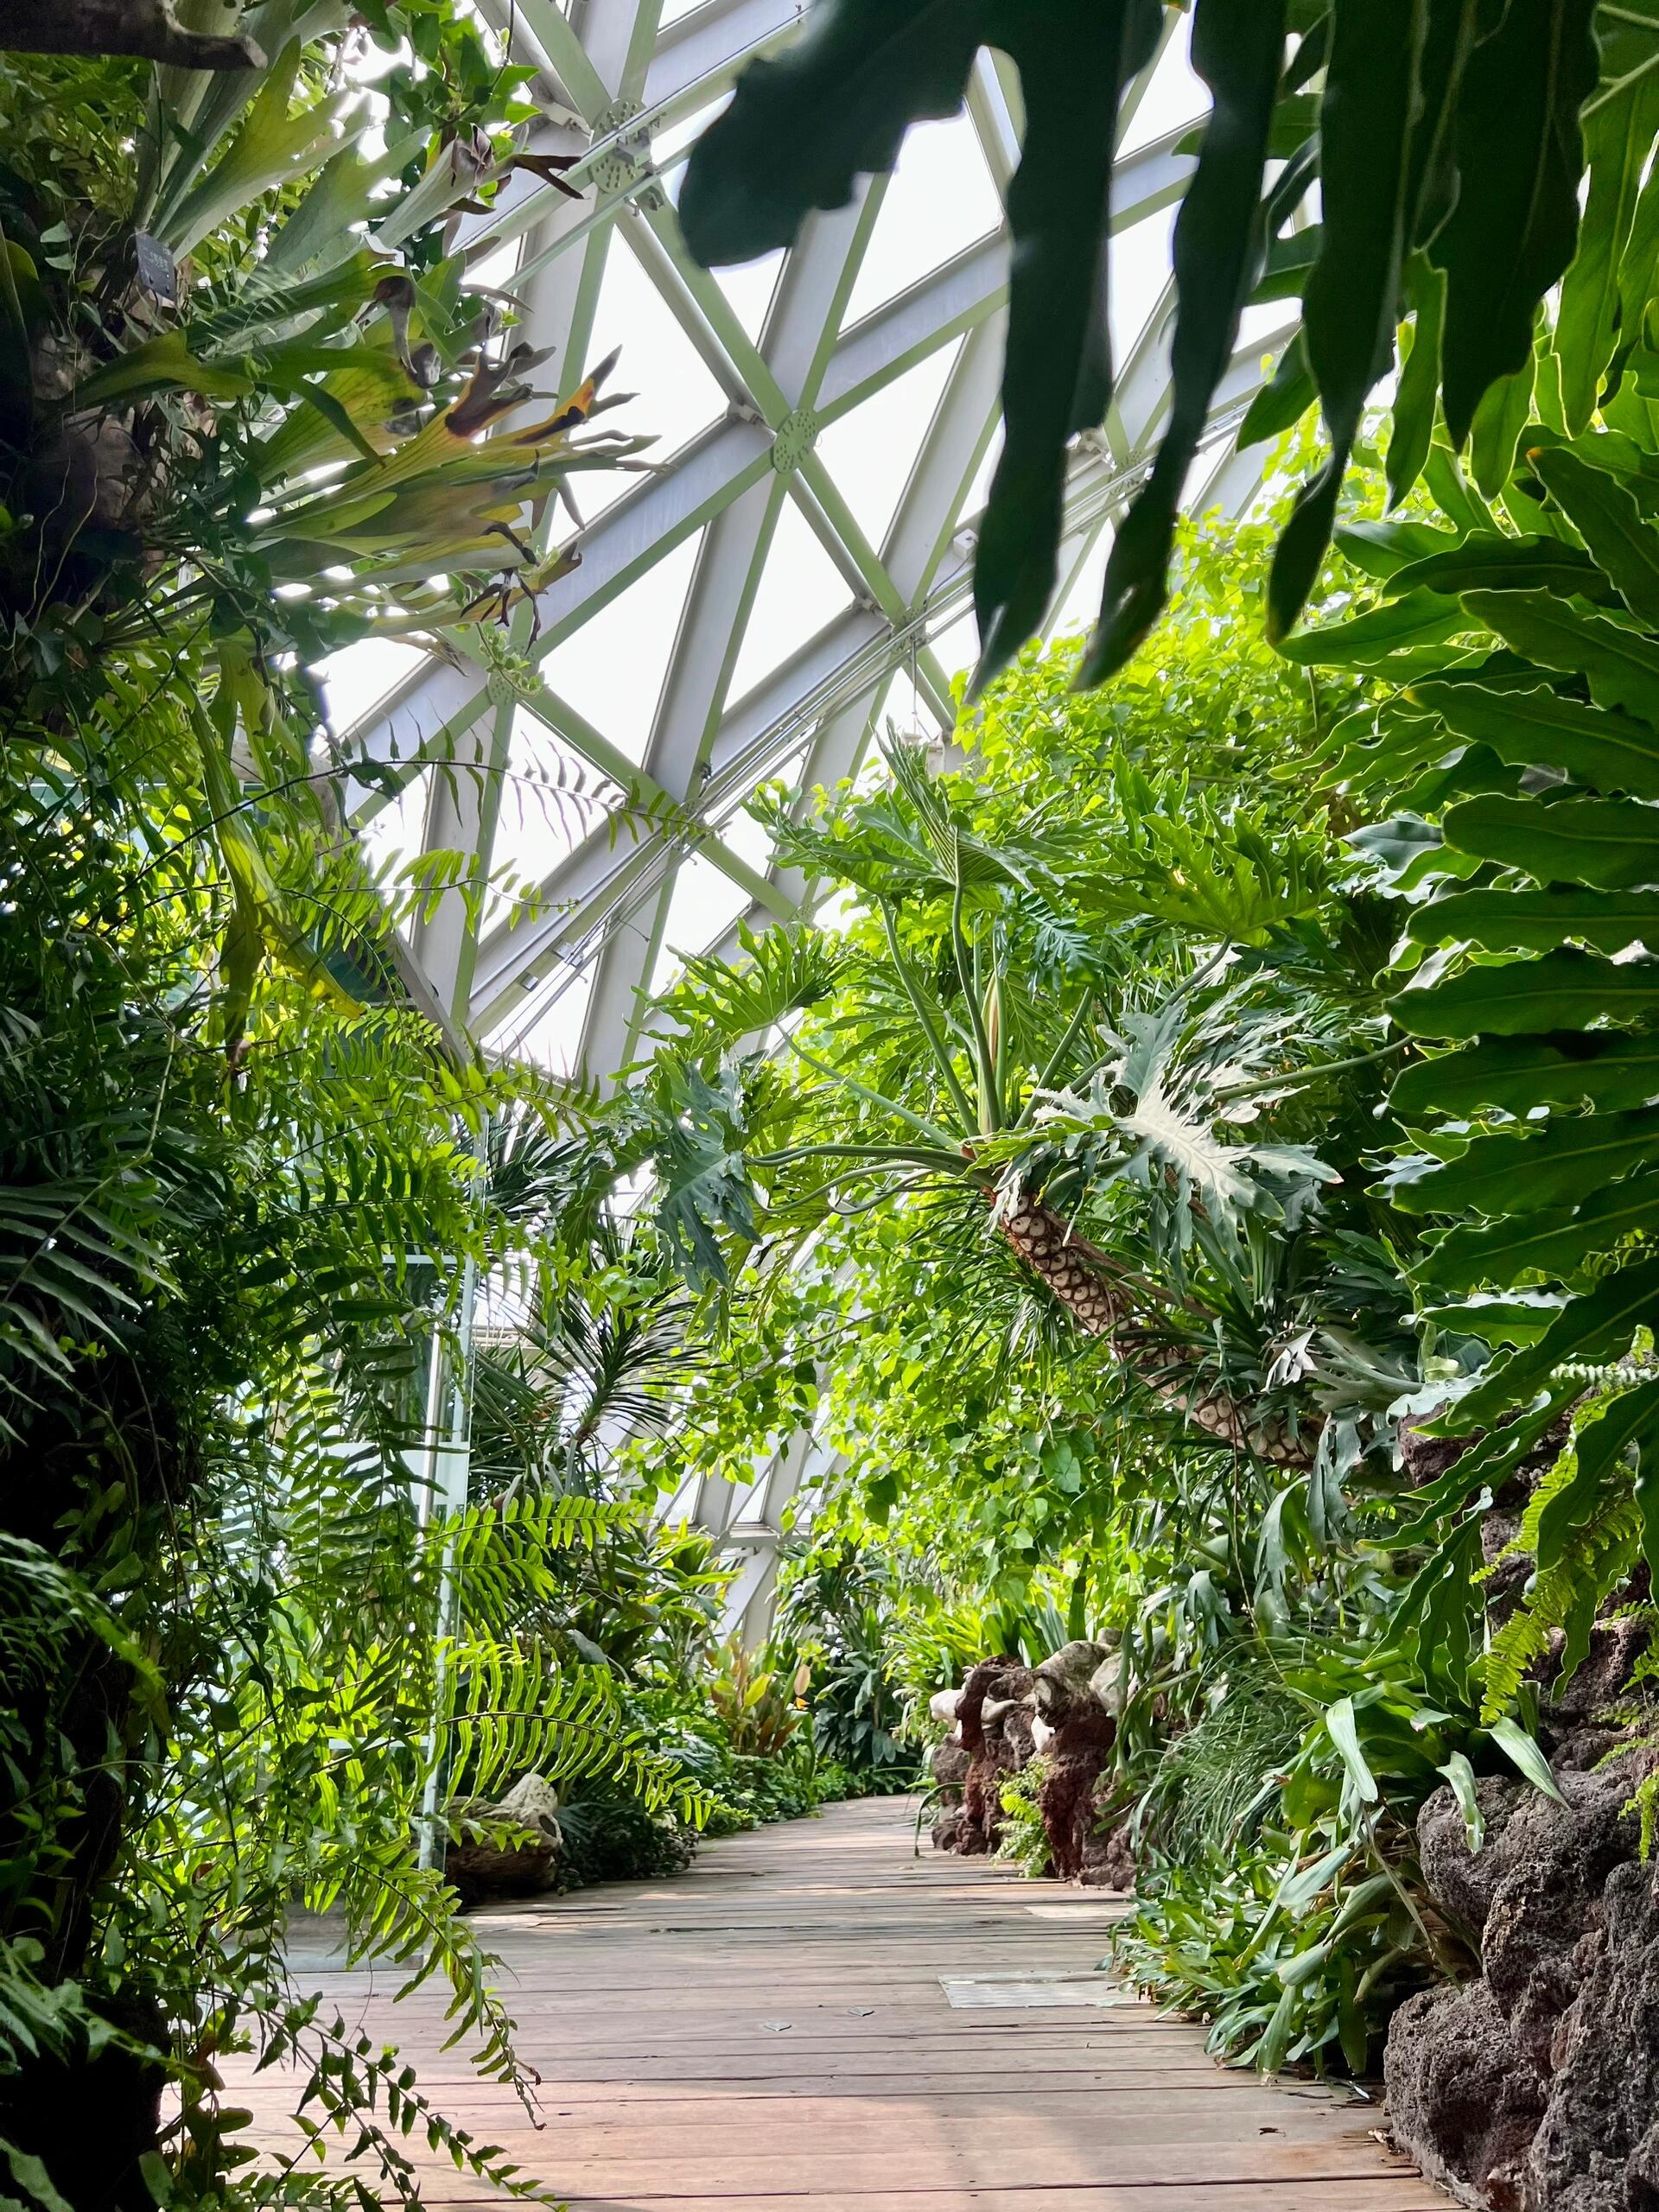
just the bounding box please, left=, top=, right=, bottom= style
left=339, top=127, right=1197, bottom=810
left=574, top=185, right=886, bottom=1076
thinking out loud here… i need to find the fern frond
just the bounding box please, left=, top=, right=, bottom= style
left=1484, top=1497, right=1642, bottom=1719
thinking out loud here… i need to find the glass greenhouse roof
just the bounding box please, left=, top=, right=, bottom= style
left=321, top=0, right=1294, bottom=1084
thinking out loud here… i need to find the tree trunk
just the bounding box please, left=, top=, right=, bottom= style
left=999, top=1195, right=1318, bottom=1471
left=0, top=0, right=263, bottom=67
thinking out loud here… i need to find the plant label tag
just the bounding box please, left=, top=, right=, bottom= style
left=134, top=232, right=178, bottom=304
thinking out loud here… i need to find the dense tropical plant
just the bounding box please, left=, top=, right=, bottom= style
left=620, top=639, right=1410, bottom=1475
left=682, top=2, right=1656, bottom=690
left=0, top=9, right=717, bottom=2207
left=1292, top=415, right=1659, bottom=1718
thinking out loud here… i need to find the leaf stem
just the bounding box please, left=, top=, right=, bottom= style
left=878, top=900, right=978, bottom=1132
left=951, top=877, right=1001, bottom=1132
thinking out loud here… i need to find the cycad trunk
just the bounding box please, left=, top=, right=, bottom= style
left=999, top=1197, right=1316, bottom=1471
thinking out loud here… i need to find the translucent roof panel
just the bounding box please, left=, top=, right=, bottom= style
left=327, top=0, right=1294, bottom=1057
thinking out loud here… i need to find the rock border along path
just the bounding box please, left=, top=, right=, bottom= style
left=236, top=1794, right=1447, bottom=2208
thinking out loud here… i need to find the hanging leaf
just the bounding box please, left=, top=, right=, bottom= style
left=1531, top=443, right=1659, bottom=627
left=1535, top=1376, right=1659, bottom=1570
left=1425, top=441, right=1504, bottom=535
left=1463, top=587, right=1659, bottom=722
left=1081, top=0, right=1286, bottom=685
left=1424, top=1171, right=1659, bottom=1293
left=1406, top=883, right=1659, bottom=953
left=1275, top=590, right=1468, bottom=666
left=1429, top=0, right=1599, bottom=446
left=1554, top=33, right=1659, bottom=433
left=1236, top=330, right=1317, bottom=448
left=1408, top=682, right=1659, bottom=798
left=1388, top=538, right=1613, bottom=601
left=1387, top=1101, right=1659, bottom=1218
left=1387, top=256, right=1446, bottom=507
left=1270, top=0, right=1427, bottom=640
left=1468, top=344, right=1536, bottom=500
left=1394, top=944, right=1659, bottom=1037
left=677, top=0, right=983, bottom=263
left=1454, top=1253, right=1659, bottom=1427
left=1391, top=1029, right=1659, bottom=1118
left=969, top=0, right=1164, bottom=690
left=1441, top=788, right=1659, bottom=890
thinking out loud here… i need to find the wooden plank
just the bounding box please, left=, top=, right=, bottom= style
left=247, top=2142, right=1427, bottom=2206
left=227, top=1797, right=1441, bottom=2211
left=361, top=2190, right=1446, bottom=2212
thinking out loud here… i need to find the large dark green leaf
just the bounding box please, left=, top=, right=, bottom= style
left=1618, top=143, right=1659, bottom=353
left=1533, top=444, right=1659, bottom=628
left=1389, top=537, right=1611, bottom=606
left=1555, top=35, right=1659, bottom=434
left=1270, top=0, right=1427, bottom=640
left=1386, top=257, right=1445, bottom=508
left=1407, top=882, right=1659, bottom=953
left=1468, top=344, right=1537, bottom=500
left=1393, top=945, right=1659, bottom=1036
left=1392, top=1030, right=1659, bottom=1117
left=1428, top=0, right=1599, bottom=446
left=1403, top=0, right=1479, bottom=250
left=1452, top=1253, right=1659, bottom=1423
left=1426, top=1181, right=1659, bottom=1297
left=1536, top=1375, right=1659, bottom=1571
left=1081, top=0, right=1285, bottom=686
left=1389, top=1102, right=1659, bottom=1217
left=1462, top=588, right=1659, bottom=723
left=1426, top=441, right=1504, bottom=535
left=1251, top=224, right=1321, bottom=304
left=1410, top=682, right=1659, bottom=798
left=677, top=0, right=982, bottom=264
left=1236, top=330, right=1316, bottom=448
left=1275, top=589, right=1467, bottom=667
left=1336, top=518, right=1463, bottom=579
left=971, top=0, right=1164, bottom=690
left=1442, top=790, right=1659, bottom=890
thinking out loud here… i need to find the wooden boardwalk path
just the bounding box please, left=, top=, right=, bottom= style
left=242, top=1794, right=1446, bottom=2209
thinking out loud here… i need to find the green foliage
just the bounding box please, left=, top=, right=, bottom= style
left=709, top=1640, right=807, bottom=1757
left=610, top=532, right=1411, bottom=1476
left=0, top=10, right=707, bottom=2206
left=775, top=1548, right=912, bottom=1775
left=681, top=0, right=1649, bottom=682
left=1307, top=408, right=1659, bottom=1714
left=1141, top=1677, right=1305, bottom=1865
left=1116, top=1821, right=1441, bottom=2077
left=995, top=1759, right=1054, bottom=1878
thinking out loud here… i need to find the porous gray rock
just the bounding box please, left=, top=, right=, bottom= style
left=1384, top=1980, right=1548, bottom=2212
left=1384, top=1744, right=1659, bottom=2210
left=1525, top=1857, right=1659, bottom=2212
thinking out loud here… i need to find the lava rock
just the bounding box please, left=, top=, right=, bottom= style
left=1527, top=1856, right=1659, bottom=2210
left=947, top=1659, right=1035, bottom=1855
left=1033, top=1642, right=1119, bottom=1883
left=1385, top=1980, right=1548, bottom=2212
left=1384, top=1744, right=1659, bottom=2210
